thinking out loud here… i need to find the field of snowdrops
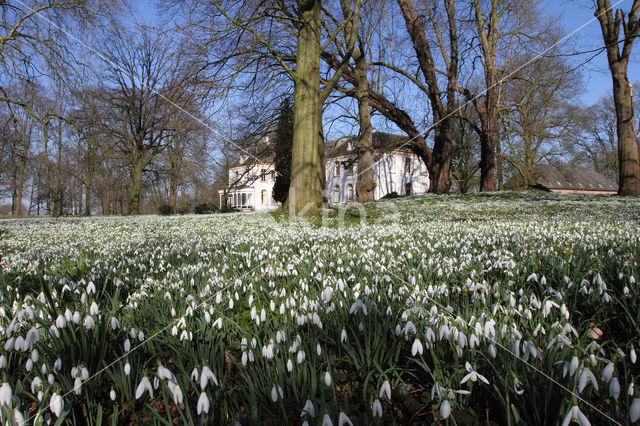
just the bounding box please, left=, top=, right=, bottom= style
left=0, top=192, right=639, bottom=425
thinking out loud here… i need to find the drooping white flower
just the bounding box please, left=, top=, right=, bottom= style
left=513, top=377, right=525, bottom=395
left=561, top=405, right=590, bottom=426
left=324, top=371, right=332, bottom=387
left=601, top=362, right=614, bottom=383
left=411, top=338, right=423, bottom=356
left=200, top=366, right=218, bottom=389
left=157, top=365, right=176, bottom=382
left=461, top=362, right=489, bottom=385
left=372, top=399, right=383, bottom=417
left=135, top=376, right=153, bottom=399
left=338, top=412, right=353, bottom=426
left=197, top=392, right=210, bottom=414
left=322, top=413, right=333, bottom=426
left=340, top=329, right=347, bottom=343
left=0, top=355, right=6, bottom=369
left=90, top=302, right=99, bottom=315
left=110, top=389, right=116, bottom=401
left=440, top=400, right=451, bottom=419
left=609, top=377, right=620, bottom=400
left=124, top=362, right=131, bottom=375
left=83, top=315, right=95, bottom=330
left=380, top=380, right=391, bottom=399
left=0, top=382, right=12, bottom=406
left=168, top=381, right=183, bottom=404
left=301, top=400, right=315, bottom=418
left=50, top=392, right=64, bottom=417
left=578, top=367, right=598, bottom=393
left=630, top=398, right=640, bottom=423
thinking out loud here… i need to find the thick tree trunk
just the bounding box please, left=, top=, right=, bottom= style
left=169, top=170, right=179, bottom=210
left=12, top=165, right=25, bottom=216
left=430, top=130, right=452, bottom=192
left=128, top=161, right=144, bottom=215
left=612, top=68, right=640, bottom=195
left=289, top=0, right=323, bottom=216
left=354, top=48, right=375, bottom=203
left=85, top=172, right=92, bottom=216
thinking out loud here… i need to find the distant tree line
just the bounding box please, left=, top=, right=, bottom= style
left=1, top=0, right=639, bottom=216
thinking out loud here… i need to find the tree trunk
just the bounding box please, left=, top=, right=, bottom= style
left=128, top=161, right=144, bottom=215
left=612, top=68, right=640, bottom=195
left=85, top=172, right=92, bottom=216
left=354, top=47, right=375, bottom=203
left=12, top=164, right=25, bottom=216
left=289, top=0, right=323, bottom=216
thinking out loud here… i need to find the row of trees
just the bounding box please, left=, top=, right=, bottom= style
left=1, top=0, right=639, bottom=216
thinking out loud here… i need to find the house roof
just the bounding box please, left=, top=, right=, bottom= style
left=325, top=132, right=410, bottom=159
left=506, top=164, right=617, bottom=192
left=230, top=143, right=275, bottom=168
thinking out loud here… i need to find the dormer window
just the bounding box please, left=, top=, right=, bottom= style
left=404, top=157, right=412, bottom=175
left=334, top=161, right=341, bottom=176
left=261, top=168, right=267, bottom=182
left=346, top=162, right=354, bottom=176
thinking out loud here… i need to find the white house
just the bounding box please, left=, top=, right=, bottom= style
left=220, top=132, right=429, bottom=210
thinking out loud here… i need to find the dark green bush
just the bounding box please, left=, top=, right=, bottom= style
left=194, top=202, right=218, bottom=214
left=156, top=203, right=175, bottom=216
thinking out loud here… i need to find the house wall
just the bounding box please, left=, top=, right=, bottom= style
left=219, top=163, right=281, bottom=211
left=326, top=152, right=429, bottom=205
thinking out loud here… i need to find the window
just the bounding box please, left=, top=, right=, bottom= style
left=333, top=185, right=341, bottom=203
left=405, top=182, right=412, bottom=196
left=261, top=169, right=267, bottom=182
left=347, top=184, right=354, bottom=202
left=404, top=157, right=412, bottom=175
left=241, top=193, right=247, bottom=207
left=346, top=161, right=354, bottom=176
left=261, top=190, right=268, bottom=205
left=334, top=161, right=341, bottom=176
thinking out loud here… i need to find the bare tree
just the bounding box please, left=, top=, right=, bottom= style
left=594, top=0, right=640, bottom=195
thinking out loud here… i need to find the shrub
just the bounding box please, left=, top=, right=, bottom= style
left=194, top=202, right=218, bottom=214
left=156, top=203, right=175, bottom=216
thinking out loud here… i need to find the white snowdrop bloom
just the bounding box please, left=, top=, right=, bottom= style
left=54, top=358, right=62, bottom=371
left=297, top=350, right=306, bottom=364
left=213, top=318, right=223, bottom=329
left=135, top=376, right=154, bottom=399
left=301, top=400, right=315, bottom=418
left=316, top=344, right=322, bottom=356
left=110, top=317, right=120, bottom=330
left=287, top=359, right=293, bottom=372
left=31, top=377, right=43, bottom=394
left=168, top=381, right=183, bottom=405
left=338, top=412, right=353, bottom=426
left=25, top=358, right=33, bottom=372
left=74, top=377, right=83, bottom=395
left=56, top=315, right=67, bottom=328
left=86, top=281, right=96, bottom=294
left=0, top=355, right=6, bottom=369
left=90, top=302, right=99, bottom=315
left=200, top=366, right=218, bottom=389
left=322, top=413, right=333, bottom=426
left=461, top=362, right=489, bottom=385
left=124, top=362, right=131, bottom=375
left=72, top=311, right=81, bottom=324
left=138, top=331, right=144, bottom=341
left=110, top=389, right=116, bottom=401
left=172, top=326, right=178, bottom=336
left=31, top=349, right=38, bottom=363
left=569, top=356, right=579, bottom=377
left=372, top=399, right=383, bottom=417
left=578, top=367, right=598, bottom=393
left=50, top=392, right=64, bottom=417
left=83, top=315, right=95, bottom=330
left=157, top=365, right=176, bottom=382
left=440, top=400, right=451, bottom=419
left=631, top=349, right=637, bottom=364
left=0, top=383, right=12, bottom=406
left=180, top=330, right=189, bottom=341
left=324, top=371, right=332, bottom=387
left=411, top=339, right=423, bottom=356
left=124, top=339, right=131, bottom=352
left=561, top=405, right=590, bottom=426
left=48, top=374, right=54, bottom=384
left=609, top=377, right=620, bottom=400
left=513, top=378, right=524, bottom=395
left=380, top=380, right=391, bottom=399
left=601, top=363, right=614, bottom=383
left=488, top=344, right=497, bottom=358
left=630, top=398, right=640, bottom=423
left=64, top=309, right=73, bottom=322
left=197, top=392, right=210, bottom=414
left=340, top=329, right=347, bottom=343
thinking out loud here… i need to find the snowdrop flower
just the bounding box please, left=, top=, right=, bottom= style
left=513, top=377, right=525, bottom=395
left=0, top=355, right=6, bottom=369
left=301, top=400, right=315, bottom=418
left=168, top=381, right=183, bottom=404
left=630, top=398, right=640, bottom=423
left=110, top=389, right=116, bottom=401
left=411, top=338, right=423, bottom=356
left=338, top=412, right=352, bottom=426
left=577, top=367, right=598, bottom=393
left=372, top=399, right=383, bottom=417
left=31, top=377, right=43, bottom=394
left=124, top=362, right=131, bottom=375
left=631, top=348, right=637, bottom=364
left=324, top=371, right=332, bottom=387
left=322, top=413, right=333, bottom=426
left=601, top=363, right=614, bottom=383
left=50, top=392, right=64, bottom=417
left=609, top=377, right=620, bottom=400
left=56, top=315, right=66, bottom=328
left=340, top=329, right=347, bottom=343
left=317, top=344, right=322, bottom=356
left=461, top=362, right=489, bottom=385
left=561, top=405, right=590, bottom=426
left=270, top=384, right=283, bottom=402
left=157, top=365, right=175, bottom=382
left=84, top=315, right=95, bottom=330
left=135, top=376, right=154, bottom=399
left=90, top=302, right=99, bottom=315
left=110, top=317, right=120, bottom=330
left=380, top=380, right=391, bottom=399
left=287, top=359, right=293, bottom=372
left=440, top=400, right=451, bottom=419
left=54, top=358, right=62, bottom=371
left=86, top=281, right=96, bottom=294
left=197, top=392, right=210, bottom=414
left=0, top=382, right=12, bottom=406
left=200, top=366, right=218, bottom=389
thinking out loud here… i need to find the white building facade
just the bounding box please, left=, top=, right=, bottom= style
left=220, top=134, right=430, bottom=210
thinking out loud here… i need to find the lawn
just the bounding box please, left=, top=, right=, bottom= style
left=0, top=192, right=638, bottom=425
